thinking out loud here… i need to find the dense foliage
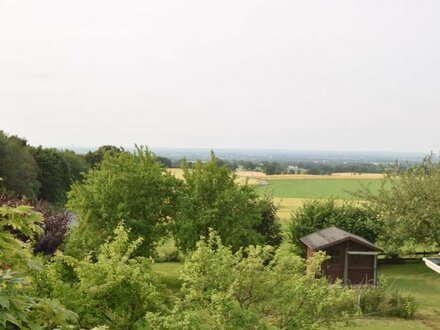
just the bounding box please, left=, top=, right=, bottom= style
left=31, top=147, right=71, bottom=204
left=0, top=205, right=77, bottom=329
left=84, top=145, right=125, bottom=168
left=0, top=131, right=39, bottom=198
left=59, top=149, right=89, bottom=183
left=66, top=147, right=180, bottom=258
left=359, top=155, right=440, bottom=253
left=288, top=199, right=382, bottom=256
left=38, top=223, right=165, bottom=329
left=0, top=130, right=89, bottom=204
left=173, top=154, right=282, bottom=252
left=254, top=197, right=283, bottom=248
left=0, top=196, right=71, bottom=255
left=147, top=230, right=356, bottom=329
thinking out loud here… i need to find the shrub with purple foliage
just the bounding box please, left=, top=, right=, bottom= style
left=0, top=195, right=71, bottom=255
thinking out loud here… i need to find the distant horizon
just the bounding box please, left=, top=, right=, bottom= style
left=2, top=126, right=430, bottom=159
left=64, top=145, right=428, bottom=156
left=49, top=144, right=427, bottom=163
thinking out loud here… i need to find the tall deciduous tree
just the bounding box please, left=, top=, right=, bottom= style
left=173, top=153, right=280, bottom=252
left=59, top=149, right=89, bottom=183
left=66, top=147, right=180, bottom=258
left=31, top=147, right=71, bottom=204
left=360, top=155, right=440, bottom=252
left=84, top=145, right=124, bottom=168
left=254, top=197, right=283, bottom=248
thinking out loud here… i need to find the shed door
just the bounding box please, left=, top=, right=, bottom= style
left=347, top=254, right=375, bottom=285
left=324, top=248, right=344, bottom=282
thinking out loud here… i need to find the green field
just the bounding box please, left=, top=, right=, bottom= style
left=257, top=179, right=383, bottom=199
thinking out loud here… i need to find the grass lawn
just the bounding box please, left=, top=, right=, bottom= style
left=152, top=262, right=182, bottom=292
left=257, top=178, right=383, bottom=199
left=345, top=262, right=440, bottom=330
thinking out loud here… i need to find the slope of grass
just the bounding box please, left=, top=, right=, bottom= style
left=152, top=262, right=183, bottom=292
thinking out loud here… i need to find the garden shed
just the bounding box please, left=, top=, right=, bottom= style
left=301, top=226, right=381, bottom=286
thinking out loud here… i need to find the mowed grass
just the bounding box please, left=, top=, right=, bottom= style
left=257, top=178, right=383, bottom=199
left=344, top=262, right=440, bottom=330
left=152, top=262, right=182, bottom=292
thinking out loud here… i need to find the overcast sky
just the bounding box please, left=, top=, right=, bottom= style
left=1, top=1, right=439, bottom=152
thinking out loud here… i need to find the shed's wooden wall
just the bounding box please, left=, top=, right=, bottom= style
left=346, top=241, right=375, bottom=285
left=305, top=240, right=377, bottom=285
left=321, top=242, right=347, bottom=282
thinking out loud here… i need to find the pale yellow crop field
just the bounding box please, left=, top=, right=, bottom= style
left=273, top=198, right=307, bottom=221
left=273, top=197, right=348, bottom=222
left=234, top=170, right=267, bottom=177
left=168, top=168, right=264, bottom=186
left=167, top=168, right=185, bottom=179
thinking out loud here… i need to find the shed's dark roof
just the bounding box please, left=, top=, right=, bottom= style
left=300, top=226, right=381, bottom=251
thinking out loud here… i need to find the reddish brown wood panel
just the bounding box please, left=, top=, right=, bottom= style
left=346, top=241, right=376, bottom=285
left=306, top=238, right=377, bottom=285
left=347, top=267, right=374, bottom=285
left=306, top=246, right=314, bottom=259
left=321, top=242, right=348, bottom=282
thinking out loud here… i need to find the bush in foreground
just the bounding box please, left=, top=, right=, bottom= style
left=38, top=223, right=166, bottom=329
left=65, top=147, right=180, bottom=258
left=0, top=205, right=77, bottom=329
left=174, top=155, right=282, bottom=253
left=147, top=230, right=356, bottom=330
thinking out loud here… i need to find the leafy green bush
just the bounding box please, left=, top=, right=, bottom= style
left=355, top=279, right=416, bottom=319
left=147, top=230, right=356, bottom=330
left=40, top=223, right=166, bottom=329
left=358, top=155, right=440, bottom=252
left=254, top=197, right=283, bottom=248
left=66, top=147, right=181, bottom=258
left=288, top=199, right=382, bottom=255
left=174, top=154, right=282, bottom=253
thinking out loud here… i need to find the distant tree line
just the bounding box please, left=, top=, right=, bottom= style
left=212, top=159, right=388, bottom=175
left=295, top=161, right=386, bottom=175
left=0, top=131, right=175, bottom=205
left=0, top=130, right=88, bottom=204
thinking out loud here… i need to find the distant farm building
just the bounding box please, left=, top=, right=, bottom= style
left=301, top=227, right=381, bottom=286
